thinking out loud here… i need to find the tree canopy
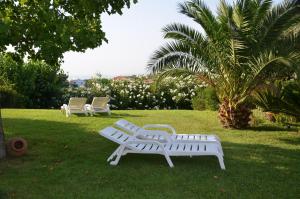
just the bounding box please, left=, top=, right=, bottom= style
left=0, top=0, right=137, bottom=64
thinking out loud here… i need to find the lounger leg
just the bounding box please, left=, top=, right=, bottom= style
left=107, top=146, right=121, bottom=162
left=107, top=106, right=111, bottom=115
left=219, top=147, right=224, bottom=156
left=110, top=145, right=125, bottom=166
left=66, top=110, right=70, bottom=117
left=217, top=155, right=225, bottom=170
left=164, top=154, right=174, bottom=168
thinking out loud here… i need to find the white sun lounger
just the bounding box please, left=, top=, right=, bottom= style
left=86, top=97, right=111, bottom=115
left=61, top=97, right=88, bottom=117
left=99, top=127, right=225, bottom=170
left=114, top=119, right=223, bottom=154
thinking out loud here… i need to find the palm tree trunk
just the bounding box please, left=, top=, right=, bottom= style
left=218, top=99, right=252, bottom=129
left=0, top=93, right=6, bottom=158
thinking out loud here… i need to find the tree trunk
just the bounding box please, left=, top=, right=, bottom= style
left=0, top=94, right=6, bottom=158
left=218, top=99, right=252, bottom=129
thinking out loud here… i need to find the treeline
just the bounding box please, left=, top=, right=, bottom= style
left=0, top=54, right=68, bottom=108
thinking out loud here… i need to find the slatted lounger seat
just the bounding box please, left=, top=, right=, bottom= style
left=114, top=119, right=223, bottom=155
left=99, top=127, right=225, bottom=170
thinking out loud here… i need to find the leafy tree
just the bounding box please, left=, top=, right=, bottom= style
left=0, top=0, right=137, bottom=64
left=148, top=0, right=300, bottom=129
left=0, top=0, right=137, bottom=158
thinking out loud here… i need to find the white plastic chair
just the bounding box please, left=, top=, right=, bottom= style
left=61, top=97, right=88, bottom=117
left=86, top=97, right=111, bottom=115
left=99, top=127, right=225, bottom=169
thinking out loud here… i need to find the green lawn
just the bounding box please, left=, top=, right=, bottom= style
left=0, top=109, right=299, bottom=198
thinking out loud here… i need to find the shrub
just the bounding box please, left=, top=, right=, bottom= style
left=250, top=109, right=267, bottom=126
left=192, top=87, right=219, bottom=111
left=274, top=114, right=298, bottom=126
left=191, top=96, right=206, bottom=110
left=64, top=75, right=206, bottom=110
left=0, top=54, right=68, bottom=108
left=0, top=75, right=25, bottom=107
left=203, top=87, right=219, bottom=111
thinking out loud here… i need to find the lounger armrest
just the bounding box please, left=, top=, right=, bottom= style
left=84, top=104, right=90, bottom=109
left=142, top=124, right=177, bottom=135
left=61, top=104, right=69, bottom=110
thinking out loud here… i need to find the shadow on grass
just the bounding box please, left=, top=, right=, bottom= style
left=278, top=137, right=300, bottom=145
left=119, top=141, right=300, bottom=171
left=0, top=189, right=8, bottom=199
left=1, top=117, right=300, bottom=198
left=72, top=112, right=143, bottom=118
left=247, top=124, right=298, bottom=132
left=92, top=112, right=144, bottom=118
left=2, top=117, right=299, bottom=169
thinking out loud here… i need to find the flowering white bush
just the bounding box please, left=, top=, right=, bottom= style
left=158, top=76, right=207, bottom=109
left=63, top=75, right=207, bottom=110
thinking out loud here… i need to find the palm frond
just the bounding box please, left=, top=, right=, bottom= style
left=155, top=68, right=216, bottom=89
left=147, top=41, right=202, bottom=74
left=217, top=0, right=233, bottom=25
left=254, top=81, right=300, bottom=118
left=240, top=51, right=300, bottom=103
left=252, top=0, right=272, bottom=27
left=162, top=23, right=204, bottom=44
left=178, top=0, right=219, bottom=39
left=259, top=0, right=300, bottom=46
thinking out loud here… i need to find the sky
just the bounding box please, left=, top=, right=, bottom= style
left=61, top=0, right=283, bottom=80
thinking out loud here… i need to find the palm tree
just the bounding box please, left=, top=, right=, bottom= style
left=148, top=0, right=300, bottom=129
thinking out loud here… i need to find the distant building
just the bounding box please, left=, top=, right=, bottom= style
left=69, top=79, right=87, bottom=87
left=144, top=78, right=154, bottom=84
left=112, top=75, right=154, bottom=84
left=112, top=75, right=136, bottom=81
left=113, top=76, right=129, bottom=81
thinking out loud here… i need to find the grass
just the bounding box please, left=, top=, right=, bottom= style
left=0, top=109, right=299, bottom=199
